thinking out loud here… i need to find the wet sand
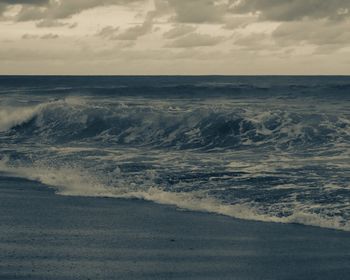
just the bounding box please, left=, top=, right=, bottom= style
left=1, top=175, right=350, bottom=280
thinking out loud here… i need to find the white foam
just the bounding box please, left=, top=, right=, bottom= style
left=0, top=158, right=110, bottom=196
left=0, top=97, right=88, bottom=133
left=0, top=105, right=40, bottom=132
left=1, top=158, right=349, bottom=232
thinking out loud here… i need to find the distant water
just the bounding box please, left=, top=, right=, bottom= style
left=0, top=76, right=349, bottom=231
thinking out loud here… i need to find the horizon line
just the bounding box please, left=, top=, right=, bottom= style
left=0, top=74, right=350, bottom=77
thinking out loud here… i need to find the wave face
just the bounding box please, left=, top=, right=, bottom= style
left=3, top=98, right=350, bottom=149
left=1, top=76, right=350, bottom=231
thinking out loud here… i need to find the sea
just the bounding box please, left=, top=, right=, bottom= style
left=0, top=76, right=349, bottom=231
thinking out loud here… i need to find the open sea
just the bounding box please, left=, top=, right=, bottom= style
left=0, top=76, right=349, bottom=231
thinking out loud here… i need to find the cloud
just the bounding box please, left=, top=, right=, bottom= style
left=2, top=0, right=350, bottom=26
left=114, top=21, right=152, bottom=40
left=272, top=19, right=350, bottom=47
left=22, top=34, right=39, bottom=39
left=234, top=33, right=269, bottom=46
left=97, top=26, right=120, bottom=39
left=40, top=33, right=59, bottom=39
left=223, top=15, right=257, bottom=29
left=157, top=0, right=228, bottom=23
left=0, top=0, right=48, bottom=4
left=36, top=19, right=68, bottom=28
left=231, top=0, right=350, bottom=21
left=163, top=24, right=196, bottom=39
left=2, top=0, right=350, bottom=75
left=22, top=33, right=59, bottom=39
left=0, top=0, right=45, bottom=19
left=113, top=11, right=154, bottom=40
left=68, top=22, right=78, bottom=28
left=166, top=32, right=224, bottom=48
left=2, top=0, right=144, bottom=21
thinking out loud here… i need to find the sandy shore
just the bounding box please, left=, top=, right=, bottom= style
left=1, top=175, right=350, bottom=280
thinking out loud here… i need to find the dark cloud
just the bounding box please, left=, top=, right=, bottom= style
left=157, top=0, right=228, bottom=23
left=231, top=0, right=350, bottom=21
left=0, top=0, right=48, bottom=4
left=2, top=0, right=350, bottom=25
left=0, top=3, right=6, bottom=15
left=1, top=0, right=144, bottom=21
left=0, top=0, right=44, bottom=16
left=156, top=0, right=350, bottom=24
left=223, top=15, right=257, bottom=29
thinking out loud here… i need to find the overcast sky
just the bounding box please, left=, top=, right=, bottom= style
left=1, top=0, right=350, bottom=75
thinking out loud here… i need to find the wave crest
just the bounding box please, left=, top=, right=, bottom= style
left=3, top=99, right=349, bottom=150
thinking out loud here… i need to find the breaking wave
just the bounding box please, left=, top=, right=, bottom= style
left=2, top=98, right=349, bottom=150
left=1, top=76, right=349, bottom=233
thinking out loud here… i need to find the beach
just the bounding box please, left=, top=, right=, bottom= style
left=1, top=175, right=350, bottom=280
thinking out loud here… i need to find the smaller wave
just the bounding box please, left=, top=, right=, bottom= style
left=1, top=158, right=349, bottom=232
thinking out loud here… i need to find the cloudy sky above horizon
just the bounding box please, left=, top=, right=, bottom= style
left=1, top=0, right=350, bottom=75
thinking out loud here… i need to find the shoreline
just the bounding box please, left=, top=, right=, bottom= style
left=1, top=175, right=350, bottom=280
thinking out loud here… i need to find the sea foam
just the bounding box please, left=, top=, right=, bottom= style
left=1, top=158, right=349, bottom=232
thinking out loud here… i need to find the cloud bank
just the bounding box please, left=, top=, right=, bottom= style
left=0, top=0, right=349, bottom=74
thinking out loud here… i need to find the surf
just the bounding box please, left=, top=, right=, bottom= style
left=2, top=98, right=349, bottom=150
left=1, top=76, right=349, bottom=234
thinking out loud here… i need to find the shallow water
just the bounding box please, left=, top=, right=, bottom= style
left=1, top=76, right=349, bottom=231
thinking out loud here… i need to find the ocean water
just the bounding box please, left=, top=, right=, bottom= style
left=0, top=76, right=349, bottom=231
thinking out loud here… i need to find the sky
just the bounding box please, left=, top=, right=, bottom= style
left=0, top=0, right=350, bottom=75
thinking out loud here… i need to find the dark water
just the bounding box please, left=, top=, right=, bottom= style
left=0, top=76, right=349, bottom=230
